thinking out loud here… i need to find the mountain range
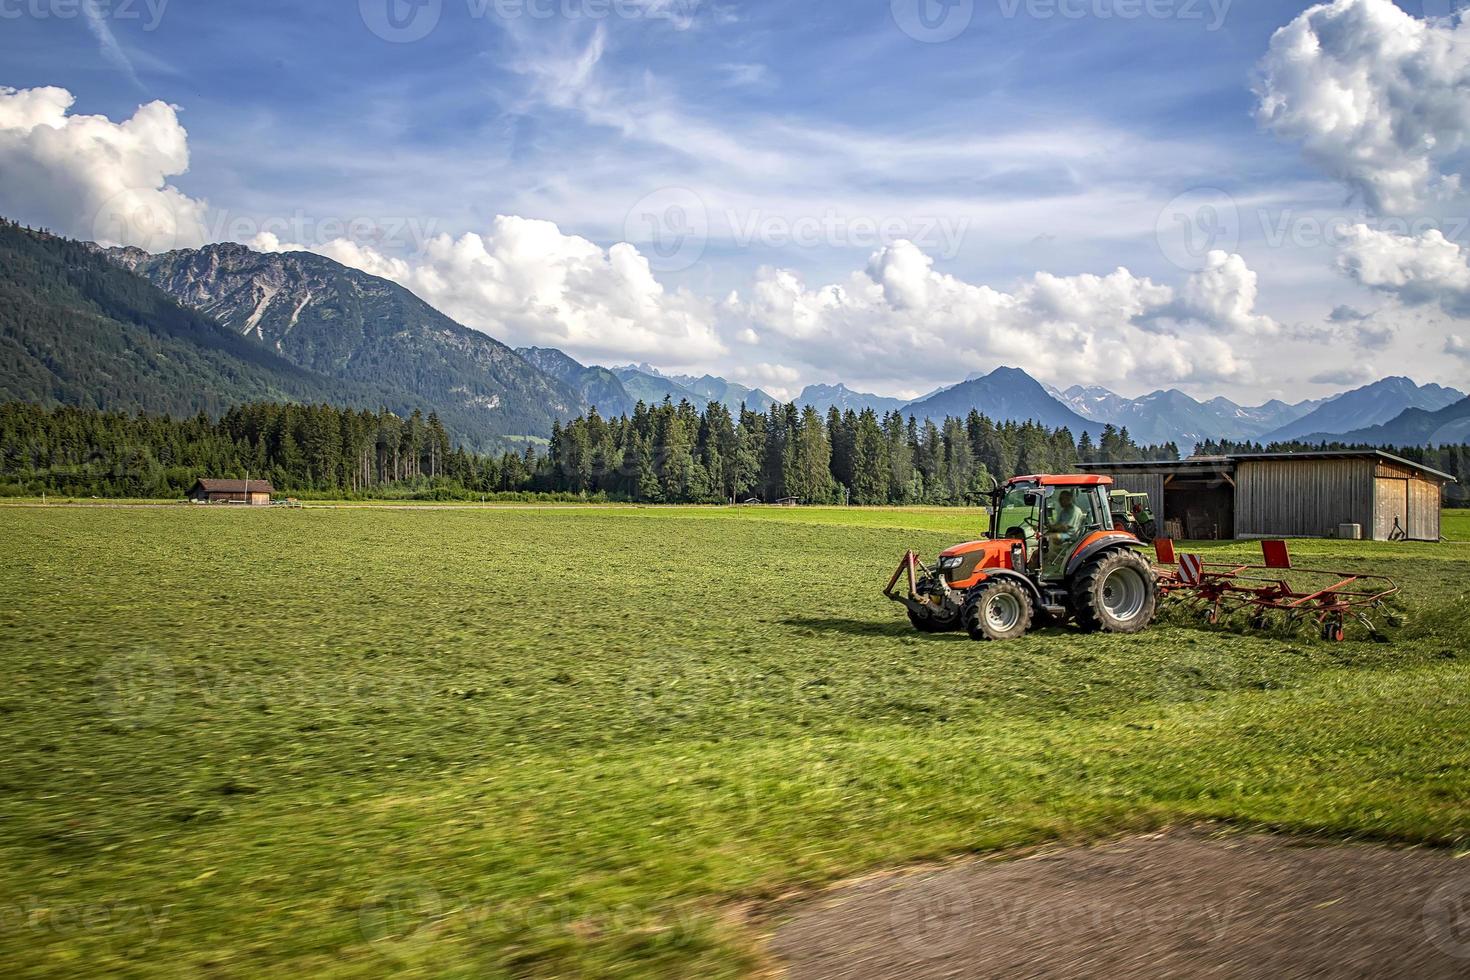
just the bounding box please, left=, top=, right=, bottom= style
left=0, top=221, right=439, bottom=423
left=1306, top=396, right=1470, bottom=447
left=111, top=242, right=583, bottom=450
left=1, top=220, right=1464, bottom=456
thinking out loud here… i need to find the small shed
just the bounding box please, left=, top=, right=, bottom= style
left=188, top=478, right=275, bottom=505
left=1078, top=450, right=1453, bottom=541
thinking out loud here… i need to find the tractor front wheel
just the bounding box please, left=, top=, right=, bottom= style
left=962, top=580, right=1034, bottom=641
left=908, top=607, right=960, bottom=633
left=1072, top=549, right=1157, bottom=634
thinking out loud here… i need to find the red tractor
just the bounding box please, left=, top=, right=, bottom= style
left=884, top=474, right=1157, bottom=640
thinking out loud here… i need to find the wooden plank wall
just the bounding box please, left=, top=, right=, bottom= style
left=1105, top=473, right=1166, bottom=524
left=1237, top=459, right=1373, bottom=538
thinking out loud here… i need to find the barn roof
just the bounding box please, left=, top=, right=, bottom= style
left=1078, top=449, right=1454, bottom=483
left=192, top=478, right=277, bottom=493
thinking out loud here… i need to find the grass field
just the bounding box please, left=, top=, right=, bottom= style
left=2, top=506, right=1468, bottom=977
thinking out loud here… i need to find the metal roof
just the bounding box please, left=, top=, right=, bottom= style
left=192, top=478, right=277, bottom=493
left=1078, top=449, right=1455, bottom=483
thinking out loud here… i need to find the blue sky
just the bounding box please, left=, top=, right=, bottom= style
left=3, top=0, right=1469, bottom=401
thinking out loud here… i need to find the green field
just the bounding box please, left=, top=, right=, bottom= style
left=2, top=506, right=1469, bottom=977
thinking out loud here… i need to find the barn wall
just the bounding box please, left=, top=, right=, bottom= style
left=1407, top=479, right=1443, bottom=541
left=1237, top=459, right=1373, bottom=538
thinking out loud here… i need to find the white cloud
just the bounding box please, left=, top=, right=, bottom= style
left=1335, top=223, right=1470, bottom=314
left=723, top=241, right=1276, bottom=394
left=254, top=216, right=728, bottom=367
left=0, top=85, right=208, bottom=251
left=1445, top=334, right=1470, bottom=360
left=1255, top=0, right=1470, bottom=216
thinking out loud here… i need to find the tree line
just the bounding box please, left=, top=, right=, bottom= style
left=4, top=398, right=1464, bottom=505
left=1, top=398, right=1178, bottom=503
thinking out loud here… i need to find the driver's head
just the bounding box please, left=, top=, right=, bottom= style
left=1058, top=490, right=1074, bottom=508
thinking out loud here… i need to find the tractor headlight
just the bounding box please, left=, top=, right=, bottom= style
left=938, top=555, right=965, bottom=571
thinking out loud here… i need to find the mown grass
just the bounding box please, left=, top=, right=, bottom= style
left=1, top=505, right=1467, bottom=977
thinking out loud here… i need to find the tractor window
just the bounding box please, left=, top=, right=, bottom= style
left=1078, top=488, right=1108, bottom=532
left=993, top=487, right=1038, bottom=541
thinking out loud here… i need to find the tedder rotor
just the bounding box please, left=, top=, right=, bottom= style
left=884, top=474, right=1158, bottom=641
left=1151, top=537, right=1400, bottom=642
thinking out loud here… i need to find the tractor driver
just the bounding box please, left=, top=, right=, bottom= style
left=1042, top=489, right=1086, bottom=575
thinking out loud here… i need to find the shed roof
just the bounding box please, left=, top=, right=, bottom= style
left=192, top=478, right=277, bottom=493
left=1078, top=449, right=1454, bottom=483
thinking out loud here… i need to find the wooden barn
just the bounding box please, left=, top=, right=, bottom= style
left=1078, top=450, right=1453, bottom=542
left=188, top=478, right=275, bottom=505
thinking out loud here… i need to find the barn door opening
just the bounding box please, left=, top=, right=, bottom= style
left=1163, top=478, right=1235, bottom=540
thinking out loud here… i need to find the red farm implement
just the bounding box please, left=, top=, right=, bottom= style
left=1152, top=538, right=1401, bottom=642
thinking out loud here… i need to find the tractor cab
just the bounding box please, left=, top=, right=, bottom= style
left=989, top=476, right=1115, bottom=581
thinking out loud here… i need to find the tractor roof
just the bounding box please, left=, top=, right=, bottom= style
left=1006, top=474, right=1113, bottom=487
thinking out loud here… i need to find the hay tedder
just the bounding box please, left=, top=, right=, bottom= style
left=884, top=472, right=1401, bottom=643
left=1151, top=537, right=1400, bottom=642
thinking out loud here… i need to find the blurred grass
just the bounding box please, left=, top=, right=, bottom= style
left=0, top=506, right=1466, bottom=977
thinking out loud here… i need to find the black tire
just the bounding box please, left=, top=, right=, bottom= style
left=907, top=608, right=960, bottom=633
left=962, top=579, right=1034, bottom=641
left=1071, top=549, right=1157, bottom=634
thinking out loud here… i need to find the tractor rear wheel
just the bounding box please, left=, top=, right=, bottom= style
left=962, top=579, right=1033, bottom=641
left=1071, top=549, right=1156, bottom=634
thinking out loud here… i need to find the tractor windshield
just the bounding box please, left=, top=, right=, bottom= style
left=991, top=486, right=1040, bottom=541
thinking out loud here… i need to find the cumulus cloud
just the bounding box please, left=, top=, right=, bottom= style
left=1446, top=334, right=1470, bottom=360
left=1255, top=0, right=1470, bottom=215
left=1335, top=223, right=1470, bottom=314
left=0, top=85, right=208, bottom=251
left=253, top=216, right=728, bottom=366
left=723, top=240, right=1279, bottom=392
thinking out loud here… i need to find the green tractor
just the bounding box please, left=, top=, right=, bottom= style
left=1108, top=490, right=1156, bottom=542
